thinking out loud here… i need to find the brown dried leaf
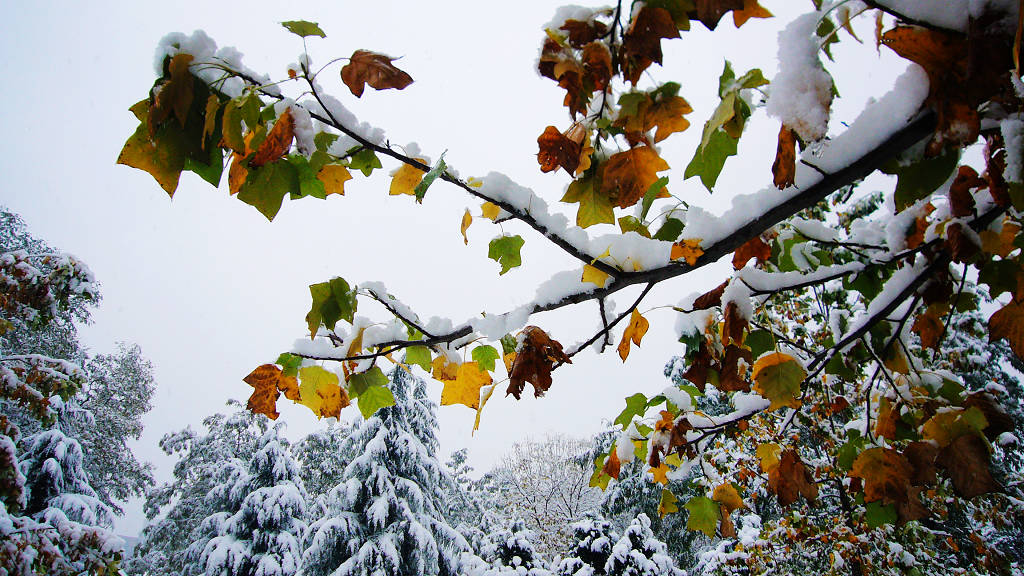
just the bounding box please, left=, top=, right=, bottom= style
left=693, top=281, right=728, bottom=310
left=560, top=19, right=609, bottom=48
left=733, top=235, right=771, bottom=270
left=341, top=50, right=414, bottom=98
left=912, top=307, right=945, bottom=351
left=249, top=109, right=295, bottom=168
left=243, top=363, right=300, bottom=420
left=719, top=344, right=752, bottom=392
left=602, top=446, right=622, bottom=479
left=904, top=441, right=939, bottom=486
left=936, top=433, right=1001, bottom=498
left=582, top=42, right=613, bottom=91
left=621, top=6, right=680, bottom=84
left=601, top=146, right=670, bottom=209
left=989, top=300, right=1024, bottom=360
left=949, top=165, right=985, bottom=218
left=691, top=0, right=744, bottom=30
left=537, top=125, right=582, bottom=175
left=507, top=326, right=571, bottom=399
left=768, top=448, right=818, bottom=506
left=149, top=53, right=195, bottom=134
left=772, top=125, right=797, bottom=190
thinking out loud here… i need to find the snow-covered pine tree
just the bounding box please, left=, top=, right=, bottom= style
left=604, top=514, right=684, bottom=576
left=293, top=418, right=353, bottom=519
left=553, top=515, right=617, bottom=576
left=126, top=403, right=268, bottom=576
left=482, top=518, right=543, bottom=572
left=444, top=447, right=485, bottom=532
left=196, top=424, right=308, bottom=576
left=302, top=368, right=468, bottom=576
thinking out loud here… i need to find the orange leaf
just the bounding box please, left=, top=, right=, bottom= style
left=849, top=447, right=913, bottom=505
left=650, top=462, right=670, bottom=485
left=912, top=307, right=945, bottom=350
left=617, top=309, right=650, bottom=361
left=582, top=42, right=613, bottom=91
left=341, top=49, right=414, bottom=98
left=733, top=235, right=771, bottom=270
left=989, top=301, right=1024, bottom=360
left=601, top=146, right=670, bottom=208
left=602, top=447, right=622, bottom=479
left=671, top=239, right=704, bottom=265
left=732, top=0, right=772, bottom=28
left=243, top=363, right=300, bottom=420
left=712, top=483, right=745, bottom=513
left=767, top=448, right=818, bottom=506
left=507, top=326, right=571, bottom=399
left=771, top=125, right=797, bottom=190
left=537, top=125, right=582, bottom=175
left=249, top=109, right=295, bottom=168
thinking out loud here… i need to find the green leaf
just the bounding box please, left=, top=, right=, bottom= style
left=717, top=61, right=736, bottom=97
left=348, top=366, right=389, bottom=396
left=685, top=129, right=738, bottom=192
left=640, top=176, right=669, bottom=221
left=653, top=217, right=684, bottom=242
left=305, top=277, right=358, bottom=336
left=864, top=501, right=897, bottom=528
left=736, top=68, right=769, bottom=90
left=816, top=17, right=839, bottom=61
left=356, top=384, right=395, bottom=419
left=617, top=216, right=651, bottom=237
left=276, top=352, right=303, bottom=378
left=745, top=330, right=774, bottom=360
left=618, top=91, right=648, bottom=117
left=882, top=147, right=958, bottom=211
left=406, top=346, right=432, bottom=371
left=348, top=367, right=394, bottom=418
left=348, top=148, right=382, bottom=176
left=500, top=334, right=518, bottom=355
left=237, top=160, right=300, bottom=220
left=561, top=170, right=614, bottom=228
left=184, top=145, right=224, bottom=187
left=825, top=353, right=857, bottom=381
left=700, top=92, right=737, bottom=151
left=684, top=496, right=721, bottom=537
left=118, top=119, right=186, bottom=196
left=286, top=155, right=327, bottom=199
left=837, top=431, right=866, bottom=470
left=844, top=267, right=885, bottom=301
left=281, top=20, right=326, bottom=38
left=488, top=235, right=525, bottom=275
left=414, top=154, right=447, bottom=203
left=614, top=393, right=649, bottom=429
left=752, top=353, right=806, bottom=411
left=471, top=345, right=501, bottom=372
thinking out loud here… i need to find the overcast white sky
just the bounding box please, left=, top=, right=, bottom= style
left=0, top=1, right=910, bottom=535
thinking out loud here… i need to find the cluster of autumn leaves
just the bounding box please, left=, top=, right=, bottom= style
left=118, top=0, right=1024, bottom=547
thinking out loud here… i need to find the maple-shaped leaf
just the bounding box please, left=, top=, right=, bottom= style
left=602, top=147, right=670, bottom=209
left=618, top=309, right=650, bottom=361
left=732, top=235, right=771, bottom=269
left=537, top=126, right=581, bottom=175
left=768, top=448, right=818, bottom=506
left=440, top=361, right=492, bottom=410
left=849, top=447, right=913, bottom=506
left=752, top=352, right=804, bottom=411
left=243, top=363, right=300, bottom=420
left=936, top=432, right=1001, bottom=498
left=772, top=125, right=797, bottom=189
left=347, top=366, right=396, bottom=418
left=305, top=277, right=358, bottom=338
left=249, top=109, right=295, bottom=168
left=670, top=239, right=703, bottom=266
left=560, top=18, right=609, bottom=48
left=149, top=53, right=195, bottom=133
left=561, top=167, right=614, bottom=228
left=297, top=365, right=349, bottom=419
left=507, top=326, right=571, bottom=399
left=921, top=406, right=988, bottom=448
left=621, top=6, right=680, bottom=84
left=341, top=50, right=414, bottom=97
left=118, top=107, right=186, bottom=196
left=317, top=164, right=352, bottom=196
left=731, top=0, right=771, bottom=28
left=685, top=496, right=721, bottom=537
left=389, top=158, right=428, bottom=196
left=712, top=483, right=745, bottom=514
left=488, top=235, right=525, bottom=275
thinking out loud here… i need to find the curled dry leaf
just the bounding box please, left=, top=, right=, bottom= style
left=249, top=108, right=295, bottom=168
left=507, top=326, right=571, bottom=399
left=771, top=125, right=797, bottom=190
left=617, top=309, right=650, bottom=361
left=767, top=448, right=818, bottom=506
left=341, top=49, right=414, bottom=98
left=243, top=363, right=299, bottom=420
left=537, top=126, right=582, bottom=175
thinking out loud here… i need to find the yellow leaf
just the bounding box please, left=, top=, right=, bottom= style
left=389, top=159, right=428, bottom=195
left=732, top=0, right=773, bottom=28
left=440, top=361, right=493, bottom=410
left=671, top=239, right=704, bottom=265
left=618, top=309, right=650, bottom=361
left=431, top=355, right=459, bottom=381
left=503, top=352, right=516, bottom=374
left=581, top=264, right=610, bottom=288
left=481, top=201, right=501, bottom=221
left=650, top=463, right=670, bottom=485
left=317, top=164, right=352, bottom=196
left=757, top=442, right=782, bottom=474
left=297, top=365, right=349, bottom=419
left=474, top=383, right=496, bottom=432
left=346, top=326, right=366, bottom=358
left=712, top=483, right=745, bottom=513
left=461, top=209, right=472, bottom=245
left=658, top=489, right=679, bottom=517
left=751, top=352, right=805, bottom=411
left=577, top=128, right=595, bottom=175
left=467, top=177, right=484, bottom=188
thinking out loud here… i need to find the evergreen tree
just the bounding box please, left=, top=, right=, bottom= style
left=553, top=515, right=617, bottom=576
left=302, top=368, right=467, bottom=576
left=126, top=403, right=268, bottom=576
left=196, top=425, right=308, bottom=576
left=293, top=418, right=353, bottom=519
left=482, top=517, right=542, bottom=571
left=444, top=447, right=484, bottom=531
left=604, top=514, right=684, bottom=576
